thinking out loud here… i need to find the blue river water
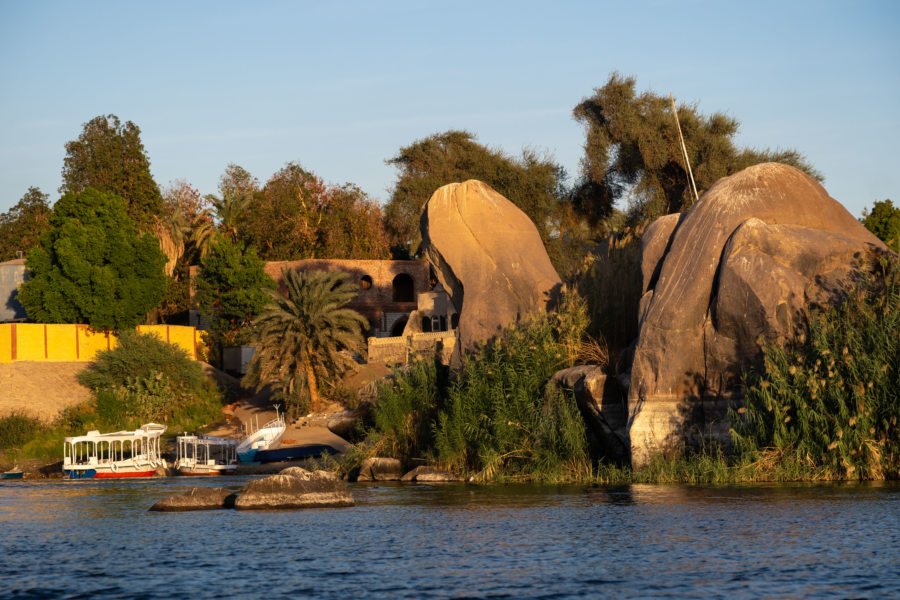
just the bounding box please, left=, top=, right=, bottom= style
left=0, top=478, right=898, bottom=599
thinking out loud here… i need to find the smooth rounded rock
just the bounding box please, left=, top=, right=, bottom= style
left=420, top=180, right=561, bottom=357
left=628, top=162, right=890, bottom=467
left=234, top=467, right=354, bottom=510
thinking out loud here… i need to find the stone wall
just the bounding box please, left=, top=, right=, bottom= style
left=367, top=331, right=457, bottom=365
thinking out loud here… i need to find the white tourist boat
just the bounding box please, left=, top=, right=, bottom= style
left=236, top=408, right=285, bottom=463
left=63, top=423, right=167, bottom=479
left=174, top=434, right=238, bottom=476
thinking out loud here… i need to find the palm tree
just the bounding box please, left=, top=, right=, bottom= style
left=244, top=268, right=367, bottom=414
left=208, top=189, right=250, bottom=243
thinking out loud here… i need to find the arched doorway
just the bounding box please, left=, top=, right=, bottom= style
left=392, top=273, right=414, bottom=302
left=390, top=317, right=408, bottom=337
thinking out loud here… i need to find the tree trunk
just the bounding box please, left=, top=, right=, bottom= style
left=305, top=359, right=320, bottom=411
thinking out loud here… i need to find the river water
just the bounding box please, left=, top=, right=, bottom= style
left=0, top=478, right=897, bottom=599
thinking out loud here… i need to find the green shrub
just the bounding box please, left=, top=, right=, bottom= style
left=0, top=412, right=45, bottom=451
left=77, top=329, right=223, bottom=431
left=79, top=329, right=204, bottom=395
left=733, top=258, right=900, bottom=480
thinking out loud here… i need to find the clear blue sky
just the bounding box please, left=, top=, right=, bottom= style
left=1, top=0, right=898, bottom=218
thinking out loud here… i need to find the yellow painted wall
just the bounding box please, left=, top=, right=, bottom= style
left=78, top=326, right=111, bottom=361
left=0, top=324, right=198, bottom=364
left=15, top=324, right=46, bottom=361
left=45, top=325, right=78, bottom=361
left=0, top=325, right=11, bottom=363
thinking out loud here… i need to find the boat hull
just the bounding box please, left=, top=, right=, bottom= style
left=254, top=444, right=338, bottom=463
left=174, top=464, right=238, bottom=476
left=64, top=464, right=160, bottom=479
left=1, top=472, right=24, bottom=480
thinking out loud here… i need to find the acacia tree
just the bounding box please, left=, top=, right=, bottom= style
left=0, top=187, right=52, bottom=262
left=243, top=268, right=367, bottom=414
left=384, top=130, right=567, bottom=258
left=18, top=188, right=167, bottom=330
left=572, top=73, right=822, bottom=225
left=61, top=115, right=163, bottom=229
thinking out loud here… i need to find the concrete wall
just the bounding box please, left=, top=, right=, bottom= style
left=0, top=263, right=28, bottom=322
left=0, top=324, right=199, bottom=363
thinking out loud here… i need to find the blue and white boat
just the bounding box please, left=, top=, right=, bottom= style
left=236, top=409, right=285, bottom=463
left=1, top=465, right=23, bottom=480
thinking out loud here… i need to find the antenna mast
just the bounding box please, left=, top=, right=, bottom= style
left=670, top=93, right=700, bottom=205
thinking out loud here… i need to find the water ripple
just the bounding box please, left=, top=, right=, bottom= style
left=0, top=480, right=898, bottom=598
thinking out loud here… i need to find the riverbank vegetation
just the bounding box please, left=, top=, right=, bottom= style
left=353, top=260, right=899, bottom=484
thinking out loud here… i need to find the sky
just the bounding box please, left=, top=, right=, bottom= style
left=1, top=0, right=898, bottom=219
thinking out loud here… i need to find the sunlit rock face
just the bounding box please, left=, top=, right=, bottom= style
left=629, top=163, right=889, bottom=467
left=419, top=180, right=561, bottom=358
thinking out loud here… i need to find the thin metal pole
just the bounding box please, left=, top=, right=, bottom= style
left=670, top=93, right=700, bottom=205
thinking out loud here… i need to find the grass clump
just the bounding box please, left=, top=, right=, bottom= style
left=0, top=412, right=46, bottom=455
left=732, top=259, right=900, bottom=480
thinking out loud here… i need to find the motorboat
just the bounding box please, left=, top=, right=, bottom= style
left=1, top=465, right=23, bottom=479
left=63, top=423, right=167, bottom=479
left=254, top=443, right=338, bottom=464
left=174, top=434, right=238, bottom=476
left=236, top=408, right=285, bottom=463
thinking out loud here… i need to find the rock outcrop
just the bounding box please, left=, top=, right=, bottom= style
left=149, top=487, right=236, bottom=512
left=234, top=467, right=354, bottom=510
left=629, top=163, right=889, bottom=467
left=419, top=180, right=561, bottom=356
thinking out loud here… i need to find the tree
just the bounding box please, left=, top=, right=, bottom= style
left=861, top=199, right=900, bottom=252
left=61, top=115, right=163, bottom=229
left=18, top=188, right=167, bottom=330
left=384, top=130, right=567, bottom=258
left=205, top=164, right=258, bottom=244
left=572, top=73, right=822, bottom=225
left=244, top=268, right=367, bottom=414
left=238, top=162, right=391, bottom=261
left=0, top=187, right=52, bottom=262
left=193, top=237, right=275, bottom=345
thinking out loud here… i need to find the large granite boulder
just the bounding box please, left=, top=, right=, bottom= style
left=629, top=163, right=890, bottom=467
left=234, top=467, right=354, bottom=510
left=420, top=180, right=562, bottom=355
left=149, top=487, right=236, bottom=512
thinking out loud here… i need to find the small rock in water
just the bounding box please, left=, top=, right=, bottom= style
left=234, top=467, right=354, bottom=510
left=149, top=487, right=236, bottom=512
left=400, top=466, right=463, bottom=483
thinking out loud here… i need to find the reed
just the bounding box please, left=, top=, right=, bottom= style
left=732, top=258, right=899, bottom=480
